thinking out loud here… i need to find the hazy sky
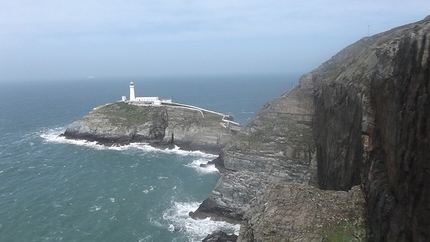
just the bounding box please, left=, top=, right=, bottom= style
left=0, top=1, right=429, bottom=81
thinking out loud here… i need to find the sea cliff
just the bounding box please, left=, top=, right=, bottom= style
left=194, top=16, right=429, bottom=241
left=63, top=102, right=240, bottom=154
left=62, top=16, right=430, bottom=241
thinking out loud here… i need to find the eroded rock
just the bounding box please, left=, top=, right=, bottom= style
left=238, top=184, right=365, bottom=242
left=199, top=15, right=430, bottom=242
left=202, top=230, right=238, bottom=242
left=63, top=102, right=239, bottom=153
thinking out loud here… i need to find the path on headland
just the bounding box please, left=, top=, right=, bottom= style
left=127, top=100, right=241, bottom=128
left=161, top=101, right=240, bottom=127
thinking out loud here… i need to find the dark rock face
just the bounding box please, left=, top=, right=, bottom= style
left=197, top=16, right=429, bottom=242
left=202, top=231, right=238, bottom=242
left=363, top=26, right=430, bottom=241
left=313, top=82, right=363, bottom=190
left=63, top=102, right=238, bottom=153
left=312, top=16, right=430, bottom=241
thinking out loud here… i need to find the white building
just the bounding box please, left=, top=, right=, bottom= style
left=126, top=82, right=161, bottom=105
left=129, top=82, right=136, bottom=101
left=134, top=97, right=161, bottom=105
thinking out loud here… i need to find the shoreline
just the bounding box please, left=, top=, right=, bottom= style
left=60, top=133, right=222, bottom=156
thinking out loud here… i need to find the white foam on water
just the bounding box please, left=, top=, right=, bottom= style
left=39, top=127, right=106, bottom=150
left=40, top=127, right=153, bottom=152
left=137, top=235, right=152, bottom=242
left=39, top=127, right=218, bottom=158
left=142, top=186, right=154, bottom=195
left=241, top=110, right=254, bottom=114
left=162, top=201, right=240, bottom=242
left=89, top=205, right=102, bottom=212
left=129, top=143, right=217, bottom=158
left=185, top=158, right=219, bottom=174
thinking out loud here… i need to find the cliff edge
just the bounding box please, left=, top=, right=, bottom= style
left=196, top=16, right=430, bottom=241
left=312, top=15, right=430, bottom=241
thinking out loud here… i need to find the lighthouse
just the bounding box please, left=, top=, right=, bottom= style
left=129, top=82, right=136, bottom=101
left=124, top=82, right=163, bottom=105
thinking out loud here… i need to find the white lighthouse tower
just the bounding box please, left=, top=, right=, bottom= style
left=129, top=82, right=136, bottom=101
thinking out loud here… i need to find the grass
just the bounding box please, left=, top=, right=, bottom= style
left=93, top=102, right=167, bottom=126
left=320, top=218, right=366, bottom=242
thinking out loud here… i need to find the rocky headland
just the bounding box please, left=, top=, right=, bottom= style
left=63, top=101, right=240, bottom=154
left=191, top=16, right=429, bottom=241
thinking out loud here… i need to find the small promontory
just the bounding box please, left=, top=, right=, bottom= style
left=63, top=101, right=240, bottom=154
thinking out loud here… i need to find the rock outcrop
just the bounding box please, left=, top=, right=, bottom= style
left=63, top=102, right=239, bottom=153
left=195, top=16, right=430, bottom=241
left=202, top=230, right=238, bottom=242
left=312, top=16, right=430, bottom=241
left=191, top=74, right=315, bottom=222
left=238, top=184, right=365, bottom=241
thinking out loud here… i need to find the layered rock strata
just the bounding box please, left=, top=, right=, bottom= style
left=312, top=16, right=430, bottom=241
left=197, top=16, right=430, bottom=241
left=202, top=230, right=238, bottom=242
left=63, top=102, right=238, bottom=153
left=191, top=73, right=316, bottom=221
left=238, top=184, right=365, bottom=241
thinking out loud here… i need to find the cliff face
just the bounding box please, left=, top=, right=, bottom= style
left=64, top=102, right=168, bottom=144
left=191, top=74, right=316, bottom=222
left=364, top=24, right=430, bottom=241
left=63, top=102, right=238, bottom=153
left=312, top=16, right=430, bottom=241
left=193, top=57, right=367, bottom=241
left=196, top=16, right=429, bottom=241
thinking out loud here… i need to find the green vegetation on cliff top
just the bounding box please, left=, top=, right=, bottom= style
left=82, top=101, right=228, bottom=127
left=84, top=102, right=167, bottom=126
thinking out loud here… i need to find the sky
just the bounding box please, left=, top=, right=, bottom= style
left=0, top=1, right=429, bottom=81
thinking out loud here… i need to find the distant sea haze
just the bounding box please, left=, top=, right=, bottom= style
left=0, top=74, right=299, bottom=241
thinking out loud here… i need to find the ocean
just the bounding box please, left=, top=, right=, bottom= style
left=0, top=74, right=299, bottom=242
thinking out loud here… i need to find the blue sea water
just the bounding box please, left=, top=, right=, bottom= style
left=0, top=74, right=299, bottom=242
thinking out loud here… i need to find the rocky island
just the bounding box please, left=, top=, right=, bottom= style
left=63, top=82, right=241, bottom=154
left=63, top=16, right=429, bottom=242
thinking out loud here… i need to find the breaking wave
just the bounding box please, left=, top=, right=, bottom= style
left=39, top=127, right=217, bottom=158
left=185, top=158, right=218, bottom=174
left=161, top=201, right=240, bottom=241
